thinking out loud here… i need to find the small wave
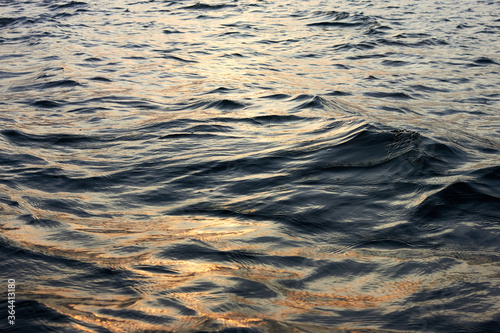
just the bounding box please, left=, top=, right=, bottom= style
left=0, top=150, right=48, bottom=166
left=377, top=37, right=449, bottom=47
left=252, top=114, right=306, bottom=124
left=49, top=1, right=88, bottom=10
left=159, top=243, right=261, bottom=263
left=0, top=129, right=108, bottom=148
left=312, top=11, right=351, bottom=20
left=43, top=79, right=81, bottom=89
left=133, top=265, right=179, bottom=275
left=25, top=197, right=112, bottom=218
left=365, top=24, right=393, bottom=35
left=219, top=52, right=246, bottom=58
left=0, top=53, right=25, bottom=61
left=394, top=33, right=431, bottom=38
left=206, top=99, right=247, bottom=111
left=204, top=87, right=237, bottom=95
left=325, top=90, right=353, bottom=96
left=381, top=59, right=410, bottom=67
left=0, top=299, right=89, bottom=333
left=347, top=53, right=388, bottom=60
left=100, top=308, right=174, bottom=325
left=409, top=84, right=449, bottom=93
left=259, top=93, right=291, bottom=100
left=20, top=215, right=64, bottom=229
left=162, top=28, right=182, bottom=34
left=412, top=172, right=500, bottom=225
left=472, top=57, right=498, bottom=66
left=331, top=42, right=377, bottom=51
left=88, top=76, right=112, bottom=82
left=8, top=79, right=81, bottom=92
left=306, top=11, right=377, bottom=29
left=84, top=57, right=103, bottom=62
left=181, top=3, right=237, bottom=11
left=291, top=95, right=360, bottom=115
left=307, top=21, right=364, bottom=27
left=31, top=100, right=61, bottom=108
left=0, top=70, right=34, bottom=79
left=158, top=132, right=221, bottom=140
left=161, top=54, right=197, bottom=63
left=0, top=17, right=24, bottom=28
left=364, top=91, right=414, bottom=100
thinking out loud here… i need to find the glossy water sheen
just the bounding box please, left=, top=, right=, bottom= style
left=1, top=0, right=499, bottom=332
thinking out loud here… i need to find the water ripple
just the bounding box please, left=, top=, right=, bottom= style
left=0, top=0, right=499, bottom=332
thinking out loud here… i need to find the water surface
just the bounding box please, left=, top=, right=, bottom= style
left=1, top=0, right=499, bottom=332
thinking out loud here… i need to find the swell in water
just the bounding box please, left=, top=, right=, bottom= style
left=0, top=0, right=499, bottom=332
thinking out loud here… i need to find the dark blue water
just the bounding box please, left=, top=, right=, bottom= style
left=1, top=0, right=499, bottom=332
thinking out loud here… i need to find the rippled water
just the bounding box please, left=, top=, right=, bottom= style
left=1, top=0, right=499, bottom=332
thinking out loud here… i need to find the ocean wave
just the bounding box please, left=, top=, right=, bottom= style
left=0, top=0, right=499, bottom=331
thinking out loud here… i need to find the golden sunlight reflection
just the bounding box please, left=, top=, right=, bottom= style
left=5, top=195, right=495, bottom=332
left=54, top=255, right=427, bottom=332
